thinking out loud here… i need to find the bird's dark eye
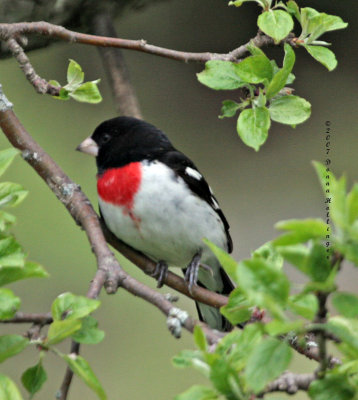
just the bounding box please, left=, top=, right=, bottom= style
left=102, top=133, right=111, bottom=144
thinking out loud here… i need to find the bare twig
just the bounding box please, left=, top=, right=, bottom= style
left=0, top=312, right=52, bottom=324
left=90, top=12, right=142, bottom=118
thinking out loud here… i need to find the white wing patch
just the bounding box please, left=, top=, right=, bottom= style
left=211, top=196, right=220, bottom=210
left=185, top=167, right=202, bottom=181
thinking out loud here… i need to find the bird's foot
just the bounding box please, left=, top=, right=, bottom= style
left=151, top=260, right=168, bottom=288
left=184, top=250, right=203, bottom=294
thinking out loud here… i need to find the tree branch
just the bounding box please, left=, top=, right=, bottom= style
left=260, top=372, right=315, bottom=396
left=0, top=312, right=52, bottom=324
left=90, top=12, right=142, bottom=118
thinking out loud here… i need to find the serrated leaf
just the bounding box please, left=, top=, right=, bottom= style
left=0, top=262, right=48, bottom=287
left=220, top=288, right=251, bottom=325
left=62, top=354, right=107, bottom=400
left=245, top=337, right=292, bottom=393
left=71, top=316, right=105, bottom=345
left=69, top=81, right=102, bottom=104
left=175, top=385, right=218, bottom=400
left=51, top=292, right=100, bottom=321
left=0, top=149, right=19, bottom=178
left=193, top=325, right=207, bottom=352
left=0, top=374, right=23, bottom=400
left=66, top=59, right=84, bottom=89
left=47, top=319, right=82, bottom=345
left=234, top=55, right=273, bottom=84
left=197, top=61, right=245, bottom=90
left=0, top=288, right=20, bottom=320
left=266, top=44, right=295, bottom=100
left=0, top=335, right=28, bottom=363
left=309, top=373, right=355, bottom=400
left=21, top=362, right=47, bottom=398
left=0, top=182, right=28, bottom=208
left=258, top=10, right=294, bottom=44
left=237, top=107, right=271, bottom=151
left=269, top=95, right=311, bottom=125
left=332, top=292, right=358, bottom=319
left=219, top=100, right=240, bottom=119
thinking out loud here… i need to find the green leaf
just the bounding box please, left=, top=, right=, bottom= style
left=0, top=261, right=48, bottom=287
left=51, top=292, right=100, bottom=321
left=58, top=88, right=70, bottom=100
left=245, top=337, right=292, bottom=393
left=269, top=95, right=311, bottom=125
left=219, top=100, right=240, bottom=119
left=252, top=242, right=283, bottom=270
left=220, top=288, right=251, bottom=325
left=48, top=80, right=61, bottom=87
left=304, top=45, right=337, bottom=71
left=265, top=319, right=304, bottom=336
left=325, top=316, right=358, bottom=357
left=210, top=358, right=240, bottom=398
left=286, top=1, right=300, bottom=22
left=288, top=293, right=318, bottom=320
left=197, top=61, right=245, bottom=90
left=194, top=325, right=208, bottom=352
left=0, top=237, right=24, bottom=268
left=347, top=184, right=358, bottom=224
left=69, top=81, right=102, bottom=104
left=237, top=258, right=290, bottom=307
left=266, top=44, right=295, bottom=100
left=258, top=10, right=294, bottom=44
left=21, top=362, right=47, bottom=398
left=237, top=107, right=271, bottom=151
left=0, top=182, right=28, bottom=208
left=332, top=292, right=358, bottom=319
left=234, top=55, right=273, bottom=84
left=0, top=374, right=23, bottom=400
left=0, top=211, right=16, bottom=231
left=172, top=350, right=209, bottom=375
left=309, top=373, right=355, bottom=400
left=47, top=319, right=82, bottom=345
left=0, top=149, right=19, bottom=178
left=273, top=218, right=326, bottom=245
left=0, top=335, right=28, bottom=363
left=71, top=316, right=105, bottom=345
left=204, top=239, right=239, bottom=284
left=228, top=0, right=259, bottom=7
left=175, top=385, right=218, bottom=400
left=0, top=288, right=20, bottom=320
left=62, top=354, right=107, bottom=400
left=66, top=59, right=84, bottom=90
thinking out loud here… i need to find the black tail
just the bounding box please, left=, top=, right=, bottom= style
left=193, top=267, right=235, bottom=332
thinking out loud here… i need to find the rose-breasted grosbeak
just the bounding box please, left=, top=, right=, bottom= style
left=77, top=116, right=234, bottom=331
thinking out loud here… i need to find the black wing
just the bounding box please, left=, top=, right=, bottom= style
left=158, top=150, right=233, bottom=253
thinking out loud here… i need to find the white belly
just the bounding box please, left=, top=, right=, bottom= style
left=99, top=161, right=227, bottom=268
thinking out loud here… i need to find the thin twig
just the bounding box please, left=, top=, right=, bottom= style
left=0, top=312, right=52, bottom=324
left=90, top=12, right=142, bottom=118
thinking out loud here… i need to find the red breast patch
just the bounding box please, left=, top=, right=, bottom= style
left=97, top=162, right=142, bottom=211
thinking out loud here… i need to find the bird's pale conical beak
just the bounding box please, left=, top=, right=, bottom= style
left=76, top=137, right=99, bottom=157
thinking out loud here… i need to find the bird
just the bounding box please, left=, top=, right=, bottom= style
left=76, top=116, right=234, bottom=331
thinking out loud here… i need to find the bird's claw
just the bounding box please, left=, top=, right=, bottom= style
left=184, top=250, right=202, bottom=294
left=151, top=260, right=168, bottom=288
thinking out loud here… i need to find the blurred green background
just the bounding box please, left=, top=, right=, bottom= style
left=0, top=1, right=357, bottom=399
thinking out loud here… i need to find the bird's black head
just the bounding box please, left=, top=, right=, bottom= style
left=77, top=116, right=174, bottom=172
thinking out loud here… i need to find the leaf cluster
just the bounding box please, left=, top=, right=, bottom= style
left=174, top=163, right=358, bottom=399
left=197, top=1, right=347, bottom=150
